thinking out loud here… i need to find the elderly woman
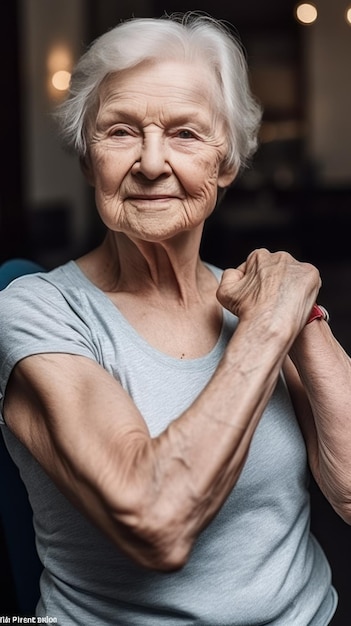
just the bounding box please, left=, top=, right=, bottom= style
left=0, top=12, right=349, bottom=625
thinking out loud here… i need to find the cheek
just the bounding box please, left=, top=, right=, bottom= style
left=182, top=156, right=221, bottom=199
left=90, top=149, right=128, bottom=191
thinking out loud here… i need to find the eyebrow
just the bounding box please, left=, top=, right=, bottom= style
left=96, top=104, right=214, bottom=133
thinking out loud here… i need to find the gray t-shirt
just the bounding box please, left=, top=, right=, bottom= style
left=0, top=261, right=337, bottom=625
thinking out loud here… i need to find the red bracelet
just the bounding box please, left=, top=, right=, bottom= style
left=306, top=304, right=330, bottom=325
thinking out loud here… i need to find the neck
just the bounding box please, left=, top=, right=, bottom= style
left=78, top=226, right=209, bottom=307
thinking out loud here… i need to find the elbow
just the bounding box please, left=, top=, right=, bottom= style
left=105, top=446, right=199, bottom=571
left=315, top=461, right=351, bottom=526
left=145, top=540, right=192, bottom=572
left=112, top=502, right=194, bottom=572
left=132, top=516, right=194, bottom=572
left=123, top=526, right=193, bottom=572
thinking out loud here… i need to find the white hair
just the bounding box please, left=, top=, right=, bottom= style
left=55, top=12, right=262, bottom=172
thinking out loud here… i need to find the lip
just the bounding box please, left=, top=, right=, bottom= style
left=127, top=194, right=178, bottom=200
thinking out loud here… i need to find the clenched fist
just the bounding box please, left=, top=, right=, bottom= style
left=216, top=249, right=321, bottom=336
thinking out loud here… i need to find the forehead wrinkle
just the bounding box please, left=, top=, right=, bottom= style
left=96, top=91, right=218, bottom=135
left=97, top=60, right=218, bottom=112
left=90, top=61, right=228, bottom=145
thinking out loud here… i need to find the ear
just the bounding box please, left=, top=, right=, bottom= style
left=80, top=154, right=95, bottom=187
left=217, top=162, right=238, bottom=189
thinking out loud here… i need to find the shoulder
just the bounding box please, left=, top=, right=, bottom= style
left=0, top=261, right=91, bottom=315
left=0, top=262, right=101, bottom=395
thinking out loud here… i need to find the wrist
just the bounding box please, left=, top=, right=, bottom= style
left=306, top=304, right=329, bottom=325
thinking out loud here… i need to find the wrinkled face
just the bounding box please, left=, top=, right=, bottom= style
left=84, top=59, right=236, bottom=242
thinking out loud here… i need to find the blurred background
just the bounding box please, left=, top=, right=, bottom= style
left=1, top=0, right=351, bottom=622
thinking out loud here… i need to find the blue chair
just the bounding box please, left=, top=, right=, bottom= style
left=0, top=259, right=44, bottom=290
left=0, top=259, right=44, bottom=615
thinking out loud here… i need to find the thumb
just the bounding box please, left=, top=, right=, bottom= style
left=216, top=268, right=245, bottom=309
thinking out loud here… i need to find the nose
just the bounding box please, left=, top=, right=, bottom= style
left=132, top=130, right=171, bottom=180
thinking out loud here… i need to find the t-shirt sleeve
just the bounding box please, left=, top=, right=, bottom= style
left=0, top=273, right=99, bottom=418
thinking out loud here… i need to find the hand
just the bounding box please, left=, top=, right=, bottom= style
left=216, top=248, right=321, bottom=334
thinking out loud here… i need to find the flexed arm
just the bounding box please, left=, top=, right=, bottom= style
left=3, top=250, right=322, bottom=570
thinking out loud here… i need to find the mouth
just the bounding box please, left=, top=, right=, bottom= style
left=126, top=194, right=181, bottom=211
left=127, top=194, right=178, bottom=201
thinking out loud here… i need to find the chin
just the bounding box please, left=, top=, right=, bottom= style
left=127, top=220, right=198, bottom=243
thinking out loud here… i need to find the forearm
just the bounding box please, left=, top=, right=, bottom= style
left=145, top=318, right=294, bottom=565
left=289, top=320, right=351, bottom=521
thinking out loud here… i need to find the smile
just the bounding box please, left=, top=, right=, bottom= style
left=128, top=195, right=178, bottom=201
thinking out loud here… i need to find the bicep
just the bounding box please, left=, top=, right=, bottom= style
left=3, top=353, right=151, bottom=544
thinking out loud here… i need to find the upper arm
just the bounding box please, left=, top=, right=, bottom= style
left=283, top=356, right=320, bottom=482
left=3, top=352, right=153, bottom=557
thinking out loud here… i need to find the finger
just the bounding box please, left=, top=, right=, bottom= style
left=220, top=268, right=245, bottom=287
left=216, top=268, right=245, bottom=309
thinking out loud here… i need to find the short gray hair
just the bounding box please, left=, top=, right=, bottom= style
left=55, top=12, right=262, bottom=172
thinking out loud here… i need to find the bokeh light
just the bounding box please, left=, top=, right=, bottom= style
left=51, top=70, right=71, bottom=91
left=295, top=3, right=318, bottom=24
left=47, top=44, right=72, bottom=98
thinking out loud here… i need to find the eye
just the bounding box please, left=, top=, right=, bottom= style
left=177, top=129, right=196, bottom=139
left=108, top=124, right=138, bottom=138
left=112, top=127, right=131, bottom=137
